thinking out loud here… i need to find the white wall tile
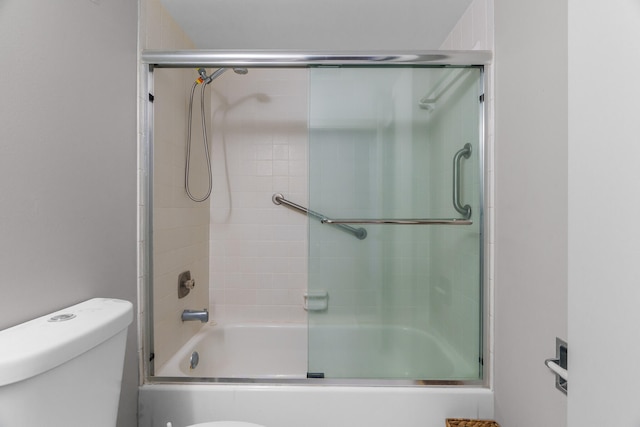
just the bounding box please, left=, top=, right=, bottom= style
left=440, top=0, right=493, bottom=51
left=209, top=69, right=309, bottom=325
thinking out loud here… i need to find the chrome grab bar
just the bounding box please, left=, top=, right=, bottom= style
left=274, top=194, right=473, bottom=227
left=272, top=194, right=367, bottom=240
left=453, top=143, right=472, bottom=219
left=321, top=218, right=472, bottom=225
left=274, top=142, right=475, bottom=231
left=321, top=143, right=474, bottom=225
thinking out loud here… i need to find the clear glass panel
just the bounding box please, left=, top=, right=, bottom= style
left=307, top=66, right=482, bottom=380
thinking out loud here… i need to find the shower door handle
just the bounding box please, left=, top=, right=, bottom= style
left=453, top=143, right=472, bottom=219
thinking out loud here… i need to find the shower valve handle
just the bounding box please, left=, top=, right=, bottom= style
left=183, top=279, right=196, bottom=290
left=178, top=271, right=196, bottom=298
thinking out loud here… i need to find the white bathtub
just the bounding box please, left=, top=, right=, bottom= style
left=141, top=323, right=493, bottom=427
left=155, top=323, right=307, bottom=379
left=155, top=323, right=475, bottom=380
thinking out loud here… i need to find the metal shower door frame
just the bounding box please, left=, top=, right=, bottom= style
left=139, top=50, right=490, bottom=388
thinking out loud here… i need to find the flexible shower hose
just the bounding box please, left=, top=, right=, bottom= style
left=185, top=79, right=213, bottom=202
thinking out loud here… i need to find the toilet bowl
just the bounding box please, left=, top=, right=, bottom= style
left=186, top=423, right=265, bottom=427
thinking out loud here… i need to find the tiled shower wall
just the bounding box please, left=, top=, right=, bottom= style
left=140, top=0, right=210, bottom=370
left=208, top=69, right=309, bottom=325
left=440, top=0, right=494, bottom=51
left=206, top=69, right=435, bottom=328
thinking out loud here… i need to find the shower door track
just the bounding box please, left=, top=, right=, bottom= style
left=141, top=49, right=491, bottom=68
left=140, top=50, right=489, bottom=388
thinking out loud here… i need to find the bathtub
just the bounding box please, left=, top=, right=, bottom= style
left=140, top=323, right=493, bottom=427
left=155, top=323, right=307, bottom=379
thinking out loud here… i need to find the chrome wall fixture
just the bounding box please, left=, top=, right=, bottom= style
left=272, top=145, right=474, bottom=229
left=419, top=68, right=469, bottom=111
left=274, top=185, right=472, bottom=228
left=453, top=143, right=473, bottom=219
left=322, top=217, right=472, bottom=225
left=272, top=193, right=367, bottom=240
left=181, top=309, right=209, bottom=323
left=317, top=143, right=474, bottom=226
left=177, top=270, right=195, bottom=299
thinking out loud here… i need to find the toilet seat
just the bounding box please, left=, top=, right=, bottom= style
left=187, top=422, right=265, bottom=427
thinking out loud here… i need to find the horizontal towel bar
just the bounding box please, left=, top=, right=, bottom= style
left=274, top=194, right=472, bottom=231
left=321, top=218, right=472, bottom=225
left=321, top=142, right=473, bottom=226
left=272, top=194, right=367, bottom=240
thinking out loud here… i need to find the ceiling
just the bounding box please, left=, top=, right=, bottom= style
left=159, top=0, right=474, bottom=50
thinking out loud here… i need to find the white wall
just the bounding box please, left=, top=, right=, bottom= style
left=0, top=1, right=138, bottom=426
left=567, top=1, right=640, bottom=425
left=160, top=0, right=473, bottom=50
left=493, top=0, right=568, bottom=426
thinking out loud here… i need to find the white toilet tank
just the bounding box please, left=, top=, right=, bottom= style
left=0, top=298, right=133, bottom=427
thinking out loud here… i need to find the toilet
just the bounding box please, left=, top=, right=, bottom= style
left=0, top=298, right=133, bottom=427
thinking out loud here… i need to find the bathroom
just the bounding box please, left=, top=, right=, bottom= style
left=1, top=0, right=640, bottom=427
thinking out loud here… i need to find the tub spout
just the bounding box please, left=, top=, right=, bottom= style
left=181, top=309, right=209, bottom=323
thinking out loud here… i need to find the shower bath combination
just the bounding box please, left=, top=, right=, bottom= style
left=185, top=67, right=248, bottom=202
left=141, top=50, right=491, bottom=427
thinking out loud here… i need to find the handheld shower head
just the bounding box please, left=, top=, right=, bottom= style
left=185, top=66, right=250, bottom=202
left=197, top=68, right=248, bottom=84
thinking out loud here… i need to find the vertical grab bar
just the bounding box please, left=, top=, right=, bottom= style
left=453, top=143, right=472, bottom=219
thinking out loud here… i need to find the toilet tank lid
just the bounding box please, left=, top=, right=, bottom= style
left=0, top=298, right=133, bottom=387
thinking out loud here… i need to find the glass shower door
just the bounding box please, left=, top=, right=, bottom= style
left=307, top=66, right=483, bottom=381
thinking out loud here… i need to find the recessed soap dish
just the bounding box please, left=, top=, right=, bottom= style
left=304, top=291, right=328, bottom=312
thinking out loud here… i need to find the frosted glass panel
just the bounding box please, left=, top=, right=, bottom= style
left=307, top=67, right=483, bottom=380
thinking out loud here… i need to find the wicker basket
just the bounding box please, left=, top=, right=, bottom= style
left=446, top=419, right=500, bottom=427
